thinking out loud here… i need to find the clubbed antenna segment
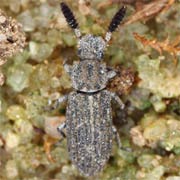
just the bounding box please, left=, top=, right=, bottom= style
left=108, top=6, right=126, bottom=32
left=60, top=2, right=78, bottom=29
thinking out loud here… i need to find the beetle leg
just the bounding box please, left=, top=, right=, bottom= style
left=64, top=63, right=72, bottom=75
left=107, top=66, right=117, bottom=79
left=57, top=122, right=66, bottom=139
left=107, top=70, right=116, bottom=79
left=112, top=125, right=122, bottom=149
left=110, top=92, right=125, bottom=109
left=113, top=126, right=131, bottom=152
left=45, top=95, right=68, bottom=111
left=63, top=59, right=72, bottom=75
left=52, top=95, right=68, bottom=109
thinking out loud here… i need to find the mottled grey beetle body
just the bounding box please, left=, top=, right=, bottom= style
left=71, top=60, right=108, bottom=92
left=49, top=2, right=127, bottom=177
left=54, top=58, right=125, bottom=176
left=66, top=90, right=113, bottom=176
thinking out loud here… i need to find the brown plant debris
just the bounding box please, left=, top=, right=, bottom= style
left=98, top=0, right=147, bottom=10
left=0, top=9, right=26, bottom=85
left=133, top=32, right=180, bottom=65
left=123, top=0, right=175, bottom=25
left=108, top=66, right=135, bottom=95
left=43, top=135, right=58, bottom=163
left=44, top=116, right=66, bottom=162
left=78, top=0, right=91, bottom=16
left=0, top=9, right=26, bottom=62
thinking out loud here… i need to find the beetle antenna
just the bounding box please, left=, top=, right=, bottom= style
left=105, top=6, right=126, bottom=42
left=60, top=2, right=81, bottom=38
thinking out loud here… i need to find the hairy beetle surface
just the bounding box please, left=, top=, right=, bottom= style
left=48, top=2, right=127, bottom=176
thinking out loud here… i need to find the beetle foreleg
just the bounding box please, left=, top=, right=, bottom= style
left=107, top=70, right=116, bottom=79
left=112, top=126, right=122, bottom=149
left=110, top=92, right=125, bottom=109
left=107, top=66, right=117, bottom=79
left=113, top=126, right=131, bottom=152
left=46, top=95, right=68, bottom=111
left=64, top=62, right=72, bottom=75
left=57, top=122, right=66, bottom=139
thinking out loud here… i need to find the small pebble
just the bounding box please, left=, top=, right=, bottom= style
left=0, top=15, right=6, bottom=23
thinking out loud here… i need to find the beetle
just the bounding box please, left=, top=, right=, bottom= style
left=49, top=2, right=127, bottom=176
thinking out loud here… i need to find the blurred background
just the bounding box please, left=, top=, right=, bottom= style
left=0, top=0, right=180, bottom=179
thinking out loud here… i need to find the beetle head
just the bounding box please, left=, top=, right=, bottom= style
left=77, top=34, right=106, bottom=61
left=60, top=2, right=126, bottom=60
